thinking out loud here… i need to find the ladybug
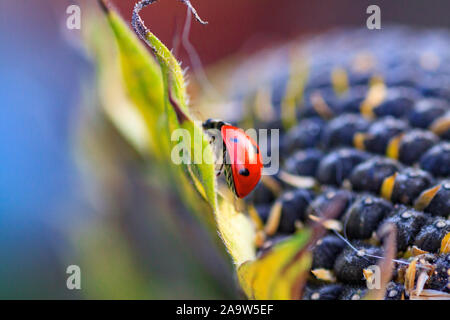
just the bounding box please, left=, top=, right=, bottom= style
left=202, top=119, right=263, bottom=198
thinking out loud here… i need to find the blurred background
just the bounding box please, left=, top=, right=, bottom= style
left=0, top=0, right=449, bottom=299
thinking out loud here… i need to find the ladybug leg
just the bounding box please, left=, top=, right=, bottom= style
left=224, top=163, right=237, bottom=197
left=216, top=163, right=224, bottom=177
left=203, top=129, right=219, bottom=155
left=216, top=143, right=228, bottom=176
left=208, top=135, right=223, bottom=175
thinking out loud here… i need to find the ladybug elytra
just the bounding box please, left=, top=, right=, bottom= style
left=203, top=119, right=263, bottom=198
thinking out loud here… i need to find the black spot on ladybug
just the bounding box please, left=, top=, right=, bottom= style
left=239, top=168, right=250, bottom=176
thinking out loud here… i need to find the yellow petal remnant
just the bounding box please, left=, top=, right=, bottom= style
left=430, top=114, right=450, bottom=136
left=405, top=259, right=417, bottom=295
left=281, top=49, right=309, bottom=129
left=264, top=200, right=283, bottom=236
left=331, top=67, right=349, bottom=96
left=360, top=78, right=386, bottom=119
left=380, top=172, right=397, bottom=200
left=386, top=134, right=403, bottom=160
left=440, top=233, right=450, bottom=254
left=311, top=268, right=336, bottom=282
left=414, top=184, right=440, bottom=211
left=353, top=132, right=366, bottom=150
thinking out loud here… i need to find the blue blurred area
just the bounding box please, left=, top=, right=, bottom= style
left=0, top=0, right=90, bottom=298
left=0, top=0, right=234, bottom=300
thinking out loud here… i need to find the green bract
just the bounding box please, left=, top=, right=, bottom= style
left=83, top=0, right=314, bottom=299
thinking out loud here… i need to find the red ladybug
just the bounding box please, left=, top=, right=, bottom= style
left=203, top=119, right=263, bottom=198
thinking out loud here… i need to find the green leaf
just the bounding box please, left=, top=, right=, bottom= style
left=106, top=7, right=169, bottom=159
left=90, top=0, right=257, bottom=265
left=237, top=229, right=312, bottom=299
left=95, top=2, right=216, bottom=209
left=86, top=1, right=313, bottom=300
